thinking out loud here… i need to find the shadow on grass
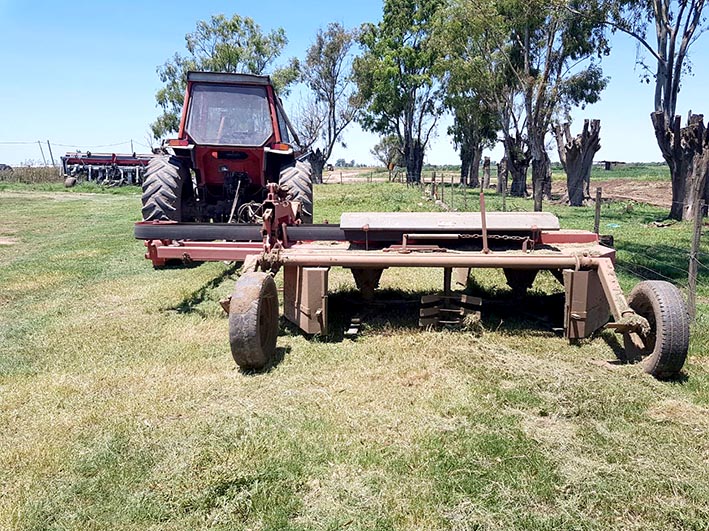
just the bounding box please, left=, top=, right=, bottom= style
left=288, top=278, right=570, bottom=344
left=167, top=263, right=240, bottom=313
left=238, top=345, right=291, bottom=376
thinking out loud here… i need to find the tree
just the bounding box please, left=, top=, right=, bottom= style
left=371, top=135, right=403, bottom=180
left=354, top=0, right=444, bottom=184
left=554, top=119, right=602, bottom=206
left=299, top=23, right=359, bottom=184
left=434, top=9, right=501, bottom=187
left=441, top=0, right=609, bottom=209
left=599, top=0, right=708, bottom=220
left=151, top=14, right=298, bottom=139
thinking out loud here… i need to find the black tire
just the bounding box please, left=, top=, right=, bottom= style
left=64, top=176, right=77, bottom=188
left=279, top=160, right=313, bottom=224
left=229, top=272, right=279, bottom=370
left=623, top=280, right=689, bottom=378
left=141, top=155, right=190, bottom=221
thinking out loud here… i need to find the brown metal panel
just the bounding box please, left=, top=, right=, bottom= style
left=564, top=270, right=611, bottom=339
left=283, top=266, right=329, bottom=335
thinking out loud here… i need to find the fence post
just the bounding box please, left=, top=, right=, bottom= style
left=501, top=177, right=507, bottom=212
left=688, top=200, right=704, bottom=321
left=594, top=187, right=602, bottom=234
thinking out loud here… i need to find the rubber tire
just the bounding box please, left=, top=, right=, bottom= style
left=141, top=155, right=190, bottom=221
left=229, top=272, right=279, bottom=370
left=623, top=280, right=689, bottom=378
left=279, top=160, right=313, bottom=224
left=64, top=176, right=77, bottom=188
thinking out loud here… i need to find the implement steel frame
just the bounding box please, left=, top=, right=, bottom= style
left=138, top=221, right=640, bottom=341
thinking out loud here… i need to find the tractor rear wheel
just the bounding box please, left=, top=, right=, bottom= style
left=141, top=155, right=190, bottom=221
left=279, top=160, right=313, bottom=224
left=623, top=280, right=689, bottom=379
left=229, top=272, right=279, bottom=371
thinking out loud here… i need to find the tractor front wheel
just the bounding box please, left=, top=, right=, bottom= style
left=229, top=272, right=279, bottom=371
left=141, top=155, right=190, bottom=221
left=279, top=160, right=313, bottom=224
left=623, top=280, right=689, bottom=379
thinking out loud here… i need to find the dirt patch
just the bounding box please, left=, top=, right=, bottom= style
left=0, top=237, right=18, bottom=245
left=552, top=179, right=672, bottom=208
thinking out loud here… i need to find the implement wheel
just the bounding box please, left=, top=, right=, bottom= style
left=141, top=155, right=190, bottom=221
left=279, top=160, right=313, bottom=224
left=229, top=272, right=279, bottom=370
left=623, top=280, right=689, bottom=379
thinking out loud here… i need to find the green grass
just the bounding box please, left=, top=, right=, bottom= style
left=0, top=183, right=707, bottom=530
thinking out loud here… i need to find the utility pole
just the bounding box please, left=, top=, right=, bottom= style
left=46, top=140, right=56, bottom=167
left=37, top=141, right=47, bottom=166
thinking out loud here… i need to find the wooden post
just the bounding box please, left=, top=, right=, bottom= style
left=688, top=200, right=704, bottom=321
left=340, top=172, right=343, bottom=184
left=594, top=187, right=602, bottom=234
left=501, top=177, right=507, bottom=212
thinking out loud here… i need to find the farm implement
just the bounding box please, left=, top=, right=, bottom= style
left=135, top=193, right=690, bottom=378
left=135, top=70, right=689, bottom=378
left=62, top=151, right=154, bottom=187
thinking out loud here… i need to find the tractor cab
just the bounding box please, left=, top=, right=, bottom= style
left=142, top=71, right=312, bottom=224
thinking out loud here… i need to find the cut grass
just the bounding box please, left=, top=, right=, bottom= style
left=0, top=183, right=707, bottom=530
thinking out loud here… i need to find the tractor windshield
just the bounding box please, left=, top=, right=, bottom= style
left=185, top=84, right=273, bottom=146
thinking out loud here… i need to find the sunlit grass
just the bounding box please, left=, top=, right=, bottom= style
left=0, top=182, right=707, bottom=530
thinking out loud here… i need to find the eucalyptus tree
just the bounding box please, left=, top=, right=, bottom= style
left=151, top=14, right=298, bottom=139
left=598, top=0, right=709, bottom=220
left=441, top=0, right=609, bottom=209
left=354, top=0, right=444, bottom=183
left=371, top=135, right=404, bottom=180
left=300, top=23, right=359, bottom=184
left=434, top=13, right=500, bottom=187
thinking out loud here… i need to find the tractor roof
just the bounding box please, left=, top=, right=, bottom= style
left=187, top=71, right=273, bottom=86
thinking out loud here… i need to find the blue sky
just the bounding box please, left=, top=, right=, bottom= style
left=0, top=0, right=707, bottom=166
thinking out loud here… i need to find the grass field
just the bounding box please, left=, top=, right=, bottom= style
left=1, top=182, right=707, bottom=530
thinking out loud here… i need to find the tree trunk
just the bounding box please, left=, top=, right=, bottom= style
left=531, top=154, right=549, bottom=212
left=309, top=148, right=326, bottom=185
left=459, top=143, right=471, bottom=185
left=469, top=146, right=482, bottom=188
left=504, top=136, right=530, bottom=197
left=554, top=120, right=602, bottom=207
left=404, top=140, right=424, bottom=183
left=482, top=157, right=491, bottom=188
left=542, top=159, right=552, bottom=200
left=651, top=112, right=709, bottom=220
left=496, top=158, right=508, bottom=194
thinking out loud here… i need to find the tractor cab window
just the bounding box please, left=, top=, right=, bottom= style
left=186, top=84, right=273, bottom=146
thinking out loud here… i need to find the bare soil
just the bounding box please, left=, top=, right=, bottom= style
left=553, top=179, right=672, bottom=208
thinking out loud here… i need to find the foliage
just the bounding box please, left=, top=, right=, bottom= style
left=354, top=0, right=444, bottom=183
left=592, top=0, right=709, bottom=220
left=298, top=23, right=359, bottom=183
left=370, top=135, right=403, bottom=178
left=440, top=0, right=610, bottom=205
left=151, top=14, right=299, bottom=139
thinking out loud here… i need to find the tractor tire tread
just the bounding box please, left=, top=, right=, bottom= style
left=279, top=160, right=313, bottom=224
left=141, top=155, right=188, bottom=221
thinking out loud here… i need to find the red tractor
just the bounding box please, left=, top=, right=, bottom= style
left=141, top=71, right=313, bottom=224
